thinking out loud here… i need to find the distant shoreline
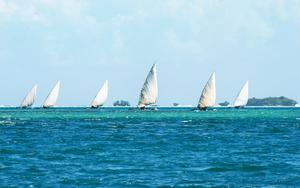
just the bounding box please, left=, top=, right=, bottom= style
left=0, top=106, right=300, bottom=109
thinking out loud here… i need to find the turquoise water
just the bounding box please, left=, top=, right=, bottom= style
left=0, top=107, right=300, bottom=187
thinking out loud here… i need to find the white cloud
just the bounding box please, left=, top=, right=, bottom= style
left=1, top=0, right=300, bottom=61
left=156, top=0, right=300, bottom=48
left=44, top=0, right=96, bottom=25
left=0, top=0, right=17, bottom=15
left=0, top=0, right=96, bottom=25
left=0, top=0, right=45, bottom=23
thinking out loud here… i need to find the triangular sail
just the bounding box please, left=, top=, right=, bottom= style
left=20, top=85, right=37, bottom=108
left=234, top=81, right=249, bottom=107
left=43, top=81, right=60, bottom=108
left=91, top=80, right=108, bottom=108
left=198, top=72, right=216, bottom=109
left=138, top=64, right=158, bottom=108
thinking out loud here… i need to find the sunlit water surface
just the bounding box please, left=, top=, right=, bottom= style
left=0, top=107, right=300, bottom=187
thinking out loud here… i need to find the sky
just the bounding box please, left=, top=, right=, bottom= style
left=0, top=0, right=300, bottom=106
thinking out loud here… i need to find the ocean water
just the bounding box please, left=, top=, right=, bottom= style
left=0, top=107, right=300, bottom=187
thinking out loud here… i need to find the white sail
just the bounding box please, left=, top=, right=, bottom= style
left=91, top=80, right=108, bottom=108
left=20, top=85, right=37, bottom=108
left=198, top=72, right=216, bottom=109
left=233, top=81, right=249, bottom=107
left=43, top=81, right=60, bottom=108
left=138, top=64, right=158, bottom=108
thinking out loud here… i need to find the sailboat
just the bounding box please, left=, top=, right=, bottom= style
left=138, top=64, right=158, bottom=109
left=20, top=85, right=37, bottom=108
left=43, top=81, right=60, bottom=108
left=233, top=81, right=249, bottom=108
left=91, top=80, right=108, bottom=108
left=197, top=72, right=216, bottom=110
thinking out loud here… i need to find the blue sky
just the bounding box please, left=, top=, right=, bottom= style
left=0, top=0, right=300, bottom=106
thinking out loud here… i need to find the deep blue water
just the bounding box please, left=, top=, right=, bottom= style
left=0, top=107, right=300, bottom=187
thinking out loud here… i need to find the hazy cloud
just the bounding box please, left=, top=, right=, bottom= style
left=0, top=0, right=96, bottom=25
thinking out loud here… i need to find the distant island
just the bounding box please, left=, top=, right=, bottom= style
left=247, top=96, right=297, bottom=106
left=113, top=100, right=131, bottom=106
left=219, top=101, right=230, bottom=107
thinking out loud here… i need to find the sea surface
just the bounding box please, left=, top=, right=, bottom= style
left=0, top=107, right=300, bottom=187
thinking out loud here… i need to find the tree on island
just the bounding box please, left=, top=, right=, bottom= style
left=113, top=100, right=131, bottom=106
